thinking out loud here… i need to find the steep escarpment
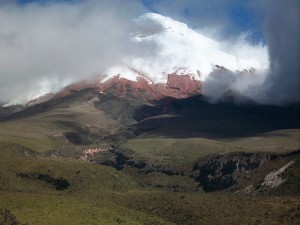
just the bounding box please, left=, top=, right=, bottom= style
left=192, top=153, right=274, bottom=192
left=192, top=151, right=300, bottom=194
left=76, top=142, right=300, bottom=194
left=2, top=83, right=300, bottom=196
left=98, top=73, right=201, bottom=101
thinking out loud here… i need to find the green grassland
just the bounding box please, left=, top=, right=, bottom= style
left=1, top=143, right=299, bottom=225
left=0, top=98, right=118, bottom=152
left=120, top=129, right=300, bottom=192
left=1, top=93, right=300, bottom=224
left=221, top=129, right=300, bottom=151
left=0, top=143, right=163, bottom=225
left=122, top=129, right=300, bottom=170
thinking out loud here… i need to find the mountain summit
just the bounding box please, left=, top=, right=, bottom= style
left=94, top=13, right=267, bottom=101
left=104, top=13, right=266, bottom=84
left=3, top=13, right=268, bottom=106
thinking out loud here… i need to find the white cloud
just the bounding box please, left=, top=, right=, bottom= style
left=259, top=0, right=300, bottom=105
left=1, top=0, right=298, bottom=106
left=201, top=0, right=300, bottom=105
left=0, top=0, right=146, bottom=104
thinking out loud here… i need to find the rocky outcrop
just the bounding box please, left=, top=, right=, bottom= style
left=166, top=73, right=201, bottom=95
left=97, top=147, right=183, bottom=176
left=98, top=74, right=201, bottom=100
left=191, top=151, right=300, bottom=193
left=192, top=153, right=274, bottom=192
left=80, top=145, right=111, bottom=161
left=259, top=161, right=295, bottom=189
left=243, top=160, right=296, bottom=195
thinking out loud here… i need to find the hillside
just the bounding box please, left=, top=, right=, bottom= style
left=0, top=87, right=300, bottom=224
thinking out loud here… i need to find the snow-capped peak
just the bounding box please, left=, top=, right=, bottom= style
left=104, top=13, right=269, bottom=84
left=133, top=13, right=191, bottom=38
left=4, top=13, right=269, bottom=107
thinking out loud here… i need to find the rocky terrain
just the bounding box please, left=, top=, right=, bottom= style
left=0, top=4, right=299, bottom=224
left=4, top=83, right=299, bottom=195
left=1, top=82, right=299, bottom=224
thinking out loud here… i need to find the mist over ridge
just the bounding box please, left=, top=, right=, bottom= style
left=0, top=0, right=299, bottom=106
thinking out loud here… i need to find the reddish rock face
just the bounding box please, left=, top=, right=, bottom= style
left=98, top=74, right=201, bottom=100
left=51, top=73, right=201, bottom=102
left=166, top=74, right=201, bottom=95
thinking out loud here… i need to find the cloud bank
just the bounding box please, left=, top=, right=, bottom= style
left=0, top=0, right=146, bottom=104
left=0, top=0, right=299, bottom=106
left=202, top=0, right=300, bottom=105
left=260, top=0, right=300, bottom=105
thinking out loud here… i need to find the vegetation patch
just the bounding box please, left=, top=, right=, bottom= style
left=0, top=208, right=26, bottom=225
left=64, top=131, right=90, bottom=145
left=1, top=90, right=300, bottom=224
left=16, top=173, right=70, bottom=190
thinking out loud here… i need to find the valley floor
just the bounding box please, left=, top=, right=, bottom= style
left=0, top=143, right=299, bottom=225
left=1, top=190, right=300, bottom=225
left=1, top=91, right=300, bottom=224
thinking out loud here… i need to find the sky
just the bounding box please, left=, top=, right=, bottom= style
left=141, top=0, right=265, bottom=43
left=0, top=0, right=299, bottom=105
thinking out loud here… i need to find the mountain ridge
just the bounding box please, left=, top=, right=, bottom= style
left=104, top=13, right=268, bottom=84
left=2, top=13, right=268, bottom=107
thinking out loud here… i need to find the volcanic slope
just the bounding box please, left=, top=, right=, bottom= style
left=0, top=88, right=300, bottom=225
left=2, top=12, right=267, bottom=107
left=104, top=13, right=268, bottom=83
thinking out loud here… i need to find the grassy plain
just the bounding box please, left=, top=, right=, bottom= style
left=1, top=143, right=299, bottom=225
left=1, top=93, right=299, bottom=224
left=122, top=129, right=300, bottom=170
